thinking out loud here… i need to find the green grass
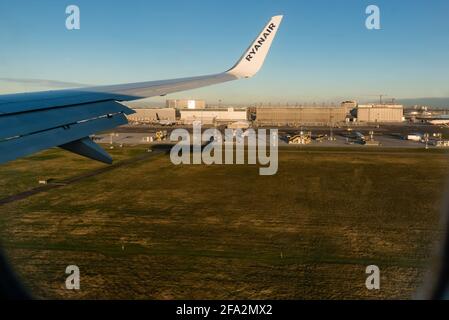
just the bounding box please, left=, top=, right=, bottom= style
left=0, top=146, right=448, bottom=299
left=0, top=146, right=149, bottom=198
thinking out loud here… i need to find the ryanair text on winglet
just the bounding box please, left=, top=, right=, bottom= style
left=245, top=22, right=277, bottom=62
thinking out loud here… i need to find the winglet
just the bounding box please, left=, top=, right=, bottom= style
left=227, top=15, right=283, bottom=79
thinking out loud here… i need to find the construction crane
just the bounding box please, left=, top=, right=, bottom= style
left=364, top=94, right=389, bottom=105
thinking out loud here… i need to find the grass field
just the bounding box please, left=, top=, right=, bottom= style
left=0, top=146, right=448, bottom=299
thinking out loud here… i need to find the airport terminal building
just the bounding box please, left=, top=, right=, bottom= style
left=255, top=103, right=404, bottom=126
left=126, top=108, right=176, bottom=123
left=166, top=99, right=206, bottom=109
left=356, top=104, right=404, bottom=123
left=124, top=100, right=404, bottom=126
left=255, top=106, right=348, bottom=126
left=180, top=108, right=248, bottom=125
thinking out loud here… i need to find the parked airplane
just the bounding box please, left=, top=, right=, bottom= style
left=0, top=15, right=283, bottom=165
left=428, top=116, right=449, bottom=126
left=155, top=112, right=176, bottom=126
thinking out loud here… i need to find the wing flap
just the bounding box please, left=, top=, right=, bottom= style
left=0, top=101, right=133, bottom=140
left=0, top=113, right=127, bottom=164
left=60, top=137, right=113, bottom=164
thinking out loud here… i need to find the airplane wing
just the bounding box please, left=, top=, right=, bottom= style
left=0, top=15, right=283, bottom=165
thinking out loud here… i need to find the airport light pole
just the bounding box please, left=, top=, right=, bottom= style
left=379, top=94, right=388, bottom=105
left=329, top=115, right=334, bottom=141
left=110, top=133, right=118, bottom=149
left=424, top=133, right=429, bottom=150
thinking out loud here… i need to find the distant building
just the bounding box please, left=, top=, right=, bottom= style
left=166, top=99, right=206, bottom=109
left=255, top=106, right=347, bottom=126
left=356, top=104, right=404, bottom=123
left=127, top=108, right=176, bottom=123
left=180, top=107, right=248, bottom=125
left=341, top=100, right=358, bottom=113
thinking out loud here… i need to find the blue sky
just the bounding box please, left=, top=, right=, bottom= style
left=0, top=0, right=448, bottom=105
